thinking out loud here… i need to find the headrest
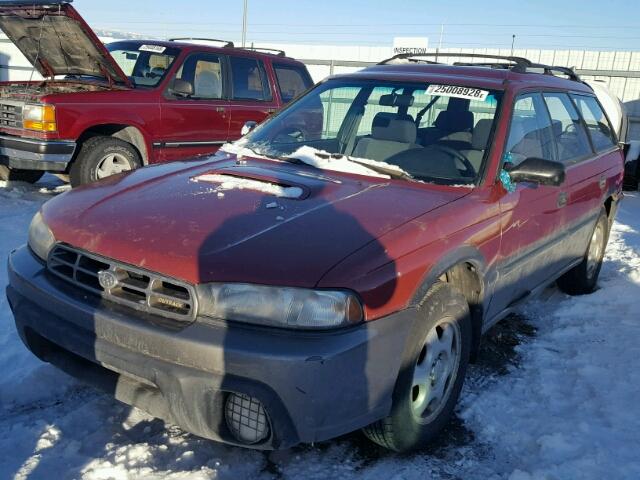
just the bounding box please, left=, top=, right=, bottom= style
left=472, top=119, right=493, bottom=150
left=371, top=112, right=417, bottom=143
left=434, top=110, right=474, bottom=132
left=379, top=93, right=415, bottom=108
left=551, top=120, right=563, bottom=137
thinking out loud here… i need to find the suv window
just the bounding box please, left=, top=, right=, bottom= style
left=506, top=94, right=555, bottom=165
left=173, top=53, right=223, bottom=99
left=107, top=42, right=179, bottom=87
left=229, top=57, right=272, bottom=101
left=274, top=63, right=312, bottom=103
left=543, top=93, right=592, bottom=163
left=572, top=95, right=617, bottom=151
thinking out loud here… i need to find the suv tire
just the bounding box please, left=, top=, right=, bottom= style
left=0, top=165, right=44, bottom=184
left=363, top=282, right=471, bottom=452
left=70, top=137, right=142, bottom=186
left=557, top=207, right=609, bottom=295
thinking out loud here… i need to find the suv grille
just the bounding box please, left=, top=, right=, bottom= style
left=0, top=101, right=23, bottom=129
left=47, top=244, right=197, bottom=323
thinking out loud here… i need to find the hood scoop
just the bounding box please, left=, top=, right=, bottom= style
left=191, top=172, right=306, bottom=199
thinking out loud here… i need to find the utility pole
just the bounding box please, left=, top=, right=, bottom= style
left=241, top=0, right=248, bottom=47
left=511, top=34, right=516, bottom=56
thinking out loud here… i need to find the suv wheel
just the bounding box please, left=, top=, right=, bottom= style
left=557, top=208, right=609, bottom=295
left=0, top=165, right=44, bottom=184
left=70, top=137, right=141, bottom=186
left=363, top=282, right=471, bottom=452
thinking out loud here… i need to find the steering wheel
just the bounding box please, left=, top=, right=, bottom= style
left=430, top=144, right=476, bottom=178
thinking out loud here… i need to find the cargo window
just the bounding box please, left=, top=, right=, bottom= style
left=274, top=64, right=313, bottom=103
left=572, top=95, right=617, bottom=151
left=543, top=93, right=592, bottom=163
left=230, top=57, right=272, bottom=101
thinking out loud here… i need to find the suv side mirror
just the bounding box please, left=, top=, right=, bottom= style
left=505, top=157, right=565, bottom=186
left=241, top=121, right=258, bottom=136
left=170, top=79, right=194, bottom=98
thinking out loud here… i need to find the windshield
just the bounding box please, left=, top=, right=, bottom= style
left=107, top=41, right=179, bottom=87
left=240, top=79, right=503, bottom=184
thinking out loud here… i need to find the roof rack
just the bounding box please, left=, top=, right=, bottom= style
left=239, top=47, right=286, bottom=57
left=169, top=38, right=234, bottom=48
left=379, top=52, right=532, bottom=73
left=529, top=64, right=582, bottom=81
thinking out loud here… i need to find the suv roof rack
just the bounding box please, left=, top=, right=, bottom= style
left=378, top=52, right=583, bottom=82
left=239, top=47, right=286, bottom=57
left=379, top=52, right=532, bottom=73
left=169, top=37, right=234, bottom=48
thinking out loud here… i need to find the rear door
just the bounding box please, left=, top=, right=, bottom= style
left=489, top=92, right=567, bottom=318
left=226, top=56, right=279, bottom=141
left=158, top=52, right=230, bottom=161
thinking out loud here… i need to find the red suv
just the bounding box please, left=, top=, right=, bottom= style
left=0, top=1, right=312, bottom=185
left=8, top=53, right=624, bottom=452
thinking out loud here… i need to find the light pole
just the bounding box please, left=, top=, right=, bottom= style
left=511, top=34, right=516, bottom=56
left=241, top=0, right=248, bottom=47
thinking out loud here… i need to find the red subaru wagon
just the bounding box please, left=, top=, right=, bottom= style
left=0, top=1, right=313, bottom=185
left=8, top=53, right=624, bottom=452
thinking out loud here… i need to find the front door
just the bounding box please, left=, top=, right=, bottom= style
left=159, top=52, right=230, bottom=162
left=488, top=92, right=567, bottom=318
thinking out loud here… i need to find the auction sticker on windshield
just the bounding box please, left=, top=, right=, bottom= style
left=139, top=44, right=166, bottom=53
left=426, top=84, right=489, bottom=101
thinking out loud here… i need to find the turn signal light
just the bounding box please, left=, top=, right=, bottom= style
left=23, top=104, right=57, bottom=132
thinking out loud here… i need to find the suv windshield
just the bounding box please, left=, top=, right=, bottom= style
left=240, top=79, right=503, bottom=184
left=107, top=41, right=179, bottom=87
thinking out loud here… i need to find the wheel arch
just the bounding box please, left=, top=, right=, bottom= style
left=76, top=124, right=150, bottom=165
left=410, top=246, right=489, bottom=362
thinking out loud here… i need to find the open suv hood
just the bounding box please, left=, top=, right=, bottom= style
left=0, top=1, right=131, bottom=86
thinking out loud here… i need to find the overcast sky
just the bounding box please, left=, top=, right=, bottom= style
left=75, top=0, right=640, bottom=51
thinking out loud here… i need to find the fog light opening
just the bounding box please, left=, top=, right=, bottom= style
left=224, top=392, right=270, bottom=444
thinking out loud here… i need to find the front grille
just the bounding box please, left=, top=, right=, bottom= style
left=47, top=244, right=197, bottom=323
left=0, top=101, right=23, bottom=129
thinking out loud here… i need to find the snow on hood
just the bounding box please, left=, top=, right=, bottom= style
left=190, top=173, right=303, bottom=199
left=221, top=141, right=411, bottom=179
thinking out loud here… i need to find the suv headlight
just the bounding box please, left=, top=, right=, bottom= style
left=28, top=212, right=56, bottom=261
left=197, top=283, right=363, bottom=329
left=23, top=104, right=57, bottom=132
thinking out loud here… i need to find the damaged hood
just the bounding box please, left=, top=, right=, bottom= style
left=0, top=1, right=131, bottom=86
left=42, top=155, right=469, bottom=287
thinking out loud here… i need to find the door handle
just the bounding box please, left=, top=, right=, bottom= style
left=216, top=107, right=226, bottom=113
left=599, top=175, right=607, bottom=190
left=557, top=191, right=568, bottom=208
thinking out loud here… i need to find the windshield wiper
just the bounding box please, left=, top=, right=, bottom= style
left=317, top=152, right=413, bottom=180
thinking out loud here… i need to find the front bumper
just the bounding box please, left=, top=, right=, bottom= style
left=0, top=134, right=76, bottom=171
left=6, top=246, right=413, bottom=449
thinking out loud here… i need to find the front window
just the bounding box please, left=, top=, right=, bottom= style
left=240, top=80, right=503, bottom=185
left=107, top=42, right=179, bottom=87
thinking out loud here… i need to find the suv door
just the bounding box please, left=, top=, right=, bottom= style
left=226, top=56, right=279, bottom=141
left=159, top=52, right=230, bottom=161
left=488, top=93, right=566, bottom=318
left=541, top=92, right=604, bottom=263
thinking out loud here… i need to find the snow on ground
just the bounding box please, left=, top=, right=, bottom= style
left=0, top=177, right=639, bottom=480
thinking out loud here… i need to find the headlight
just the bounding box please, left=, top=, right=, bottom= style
left=23, top=104, right=57, bottom=132
left=197, top=283, right=363, bottom=329
left=28, top=212, right=56, bottom=261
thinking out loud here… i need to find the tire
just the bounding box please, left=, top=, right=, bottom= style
left=557, top=207, right=609, bottom=295
left=0, top=165, right=44, bottom=184
left=69, top=136, right=141, bottom=187
left=363, top=282, right=472, bottom=452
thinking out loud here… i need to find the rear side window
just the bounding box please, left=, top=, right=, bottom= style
left=506, top=94, right=555, bottom=165
left=542, top=93, right=592, bottom=163
left=572, top=95, right=617, bottom=151
left=229, top=57, right=272, bottom=101
left=274, top=63, right=312, bottom=103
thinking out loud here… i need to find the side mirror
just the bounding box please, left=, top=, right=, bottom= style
left=241, top=121, right=258, bottom=136
left=170, top=79, right=193, bottom=98
left=505, top=157, right=565, bottom=187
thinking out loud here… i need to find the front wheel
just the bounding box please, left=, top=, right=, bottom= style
left=70, top=137, right=141, bottom=187
left=0, top=165, right=44, bottom=184
left=363, top=282, right=472, bottom=452
left=557, top=208, right=609, bottom=295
